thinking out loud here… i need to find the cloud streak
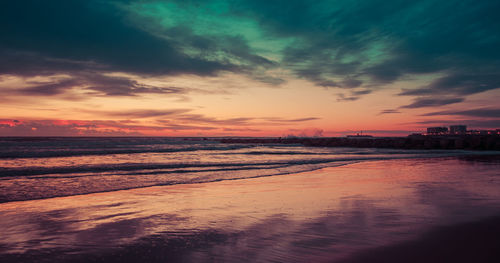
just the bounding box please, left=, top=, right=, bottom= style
left=8, top=74, right=191, bottom=97
left=379, top=109, right=401, bottom=115
left=400, top=97, right=465, bottom=109
left=85, top=109, right=191, bottom=119
left=0, top=113, right=321, bottom=136
left=421, top=108, right=500, bottom=118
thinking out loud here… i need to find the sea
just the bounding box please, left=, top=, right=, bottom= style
left=1, top=136, right=497, bottom=203
left=1, top=137, right=500, bottom=262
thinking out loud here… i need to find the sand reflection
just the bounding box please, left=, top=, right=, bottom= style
left=1, top=158, right=500, bottom=262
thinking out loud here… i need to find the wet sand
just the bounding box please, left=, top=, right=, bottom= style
left=340, top=215, right=500, bottom=263
left=1, top=157, right=500, bottom=262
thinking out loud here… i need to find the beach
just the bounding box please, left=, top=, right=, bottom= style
left=3, top=1, right=500, bottom=262
left=2, top=155, right=500, bottom=262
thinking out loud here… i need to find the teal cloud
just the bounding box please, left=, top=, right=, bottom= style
left=1, top=0, right=500, bottom=106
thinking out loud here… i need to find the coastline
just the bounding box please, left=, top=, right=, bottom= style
left=1, top=156, right=500, bottom=262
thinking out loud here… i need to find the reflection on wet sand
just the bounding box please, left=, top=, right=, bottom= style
left=1, top=157, right=500, bottom=262
left=340, top=215, right=500, bottom=263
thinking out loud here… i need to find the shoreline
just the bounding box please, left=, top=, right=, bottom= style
left=1, top=157, right=500, bottom=262
left=2, top=154, right=500, bottom=204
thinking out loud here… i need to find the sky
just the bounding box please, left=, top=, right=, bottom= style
left=1, top=0, right=499, bottom=136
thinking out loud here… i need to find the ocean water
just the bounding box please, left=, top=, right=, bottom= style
left=1, top=137, right=500, bottom=262
left=0, top=137, right=497, bottom=203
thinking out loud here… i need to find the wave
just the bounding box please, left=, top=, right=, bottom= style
left=0, top=161, right=358, bottom=203
left=0, top=151, right=483, bottom=178
left=223, top=149, right=479, bottom=155
left=0, top=158, right=359, bottom=177
left=1, top=149, right=498, bottom=203
left=224, top=151, right=325, bottom=155
left=1, top=137, right=498, bottom=204
left=17, top=164, right=292, bottom=180
left=0, top=144, right=257, bottom=159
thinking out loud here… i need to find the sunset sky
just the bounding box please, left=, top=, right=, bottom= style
left=1, top=0, right=499, bottom=136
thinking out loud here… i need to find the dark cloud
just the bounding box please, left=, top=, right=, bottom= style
left=351, top=89, right=371, bottom=96
left=20, top=79, right=82, bottom=96
left=5, top=73, right=191, bottom=97
left=335, top=88, right=372, bottom=102
left=86, top=109, right=190, bottom=118
left=158, top=26, right=281, bottom=83
left=399, top=73, right=500, bottom=97
left=0, top=120, right=143, bottom=136
left=400, top=97, right=464, bottom=109
left=421, top=108, right=500, bottom=118
left=282, top=117, right=319, bottom=122
left=0, top=0, right=287, bottom=101
left=379, top=109, right=401, bottom=115
left=232, top=0, right=500, bottom=103
left=336, top=93, right=359, bottom=102
left=282, top=45, right=363, bottom=89
left=81, top=74, right=186, bottom=96
left=2, top=0, right=500, bottom=106
left=0, top=0, right=281, bottom=90
left=0, top=1, right=236, bottom=77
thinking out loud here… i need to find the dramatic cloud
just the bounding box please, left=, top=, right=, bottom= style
left=7, top=73, right=190, bottom=97
left=0, top=1, right=234, bottom=77
left=399, top=74, right=500, bottom=97
left=3, top=1, right=500, bottom=98
left=400, top=97, right=464, bottom=109
left=421, top=108, right=500, bottom=118
left=234, top=0, right=500, bottom=103
left=1, top=0, right=499, bottom=136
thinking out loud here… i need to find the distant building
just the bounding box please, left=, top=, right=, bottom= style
left=427, top=127, right=448, bottom=135
left=449, top=125, right=467, bottom=134
left=425, top=125, right=499, bottom=136
left=346, top=131, right=373, bottom=138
